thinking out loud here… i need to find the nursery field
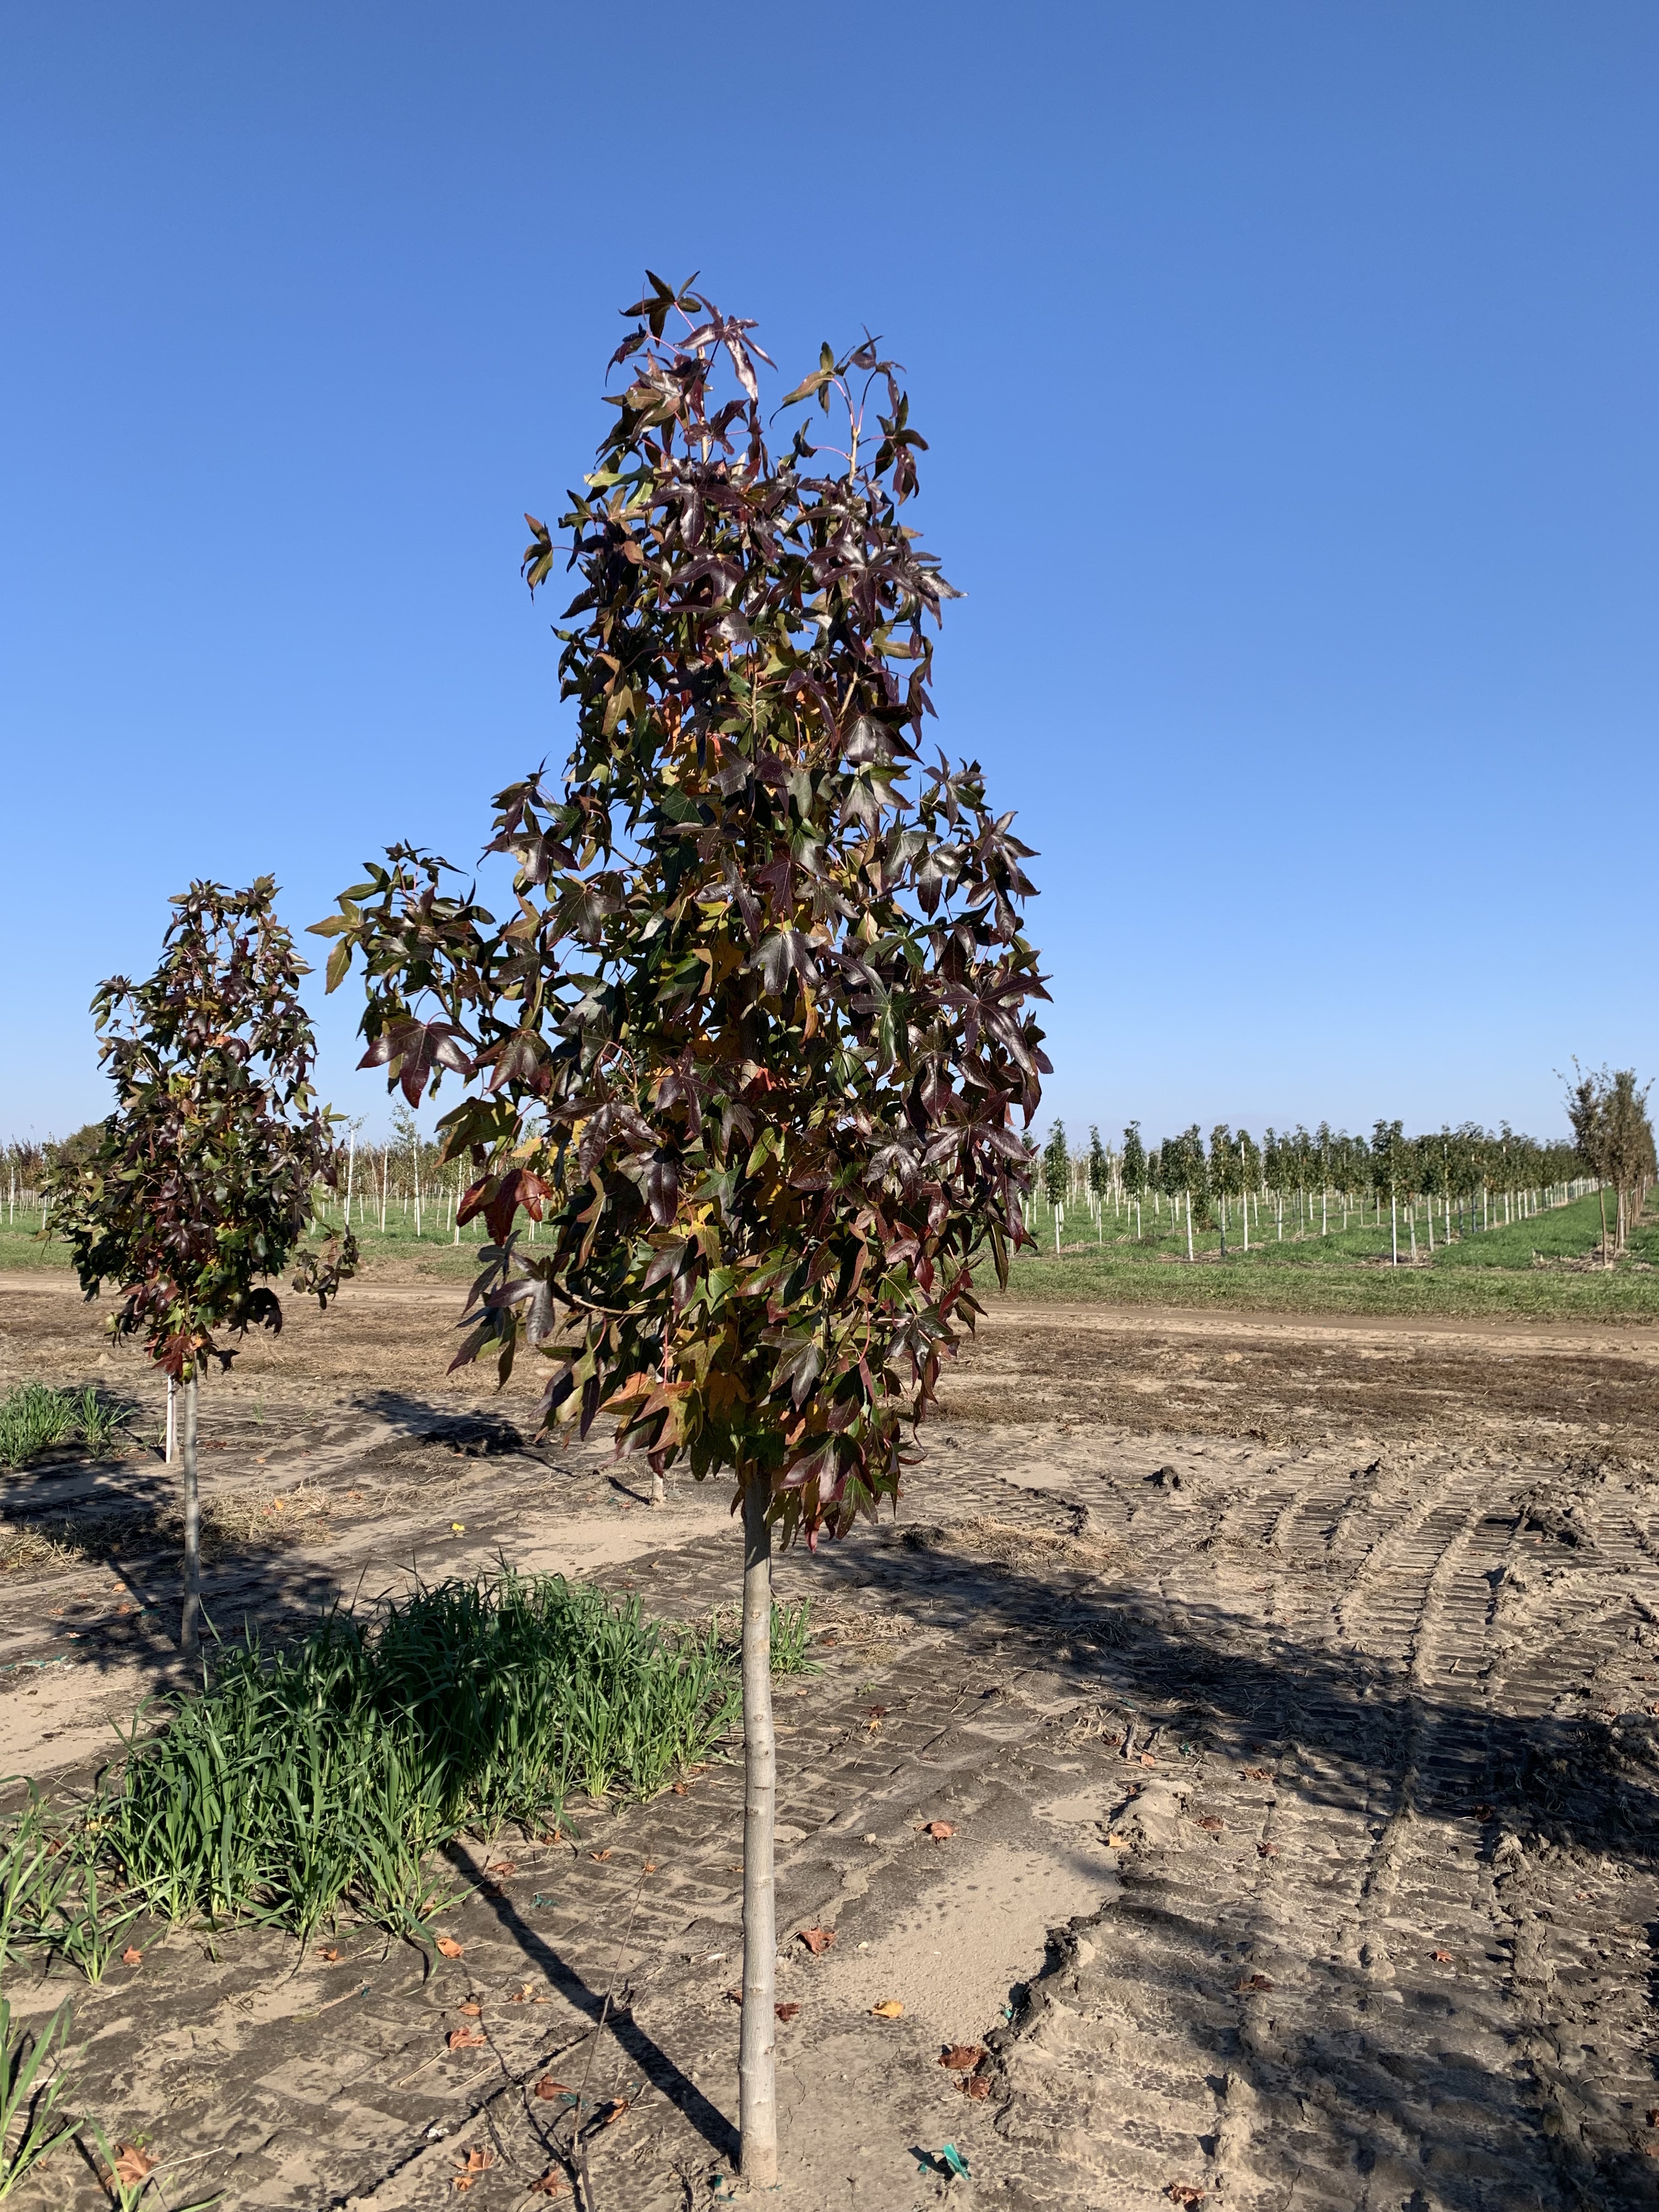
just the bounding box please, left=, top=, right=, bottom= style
left=0, top=1267, right=1657, bottom=2207
left=4, top=1186, right=1656, bottom=1328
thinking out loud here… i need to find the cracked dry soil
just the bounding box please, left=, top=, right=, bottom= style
left=2, top=1271, right=1659, bottom=2210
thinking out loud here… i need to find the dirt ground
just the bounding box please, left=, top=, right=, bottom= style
left=2, top=1269, right=1659, bottom=2210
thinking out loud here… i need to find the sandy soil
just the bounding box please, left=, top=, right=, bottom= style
left=1, top=1270, right=1658, bottom=2209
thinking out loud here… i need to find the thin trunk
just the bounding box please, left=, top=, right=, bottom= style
left=1186, top=1190, right=1194, bottom=1262
left=1598, top=1185, right=1609, bottom=1263
left=1390, top=1194, right=1398, bottom=1268
left=165, top=1373, right=177, bottom=1465
left=345, top=1129, right=356, bottom=1228
left=1321, top=1187, right=1328, bottom=1236
left=738, top=1480, right=777, bottom=2183
left=1426, top=1197, right=1435, bottom=1254
left=651, top=1466, right=665, bottom=1508
left=1241, top=1186, right=1249, bottom=1252
left=180, top=1370, right=201, bottom=1654
left=1408, top=1204, right=1417, bottom=1263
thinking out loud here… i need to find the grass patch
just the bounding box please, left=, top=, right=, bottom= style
left=0, top=1384, right=131, bottom=1471
left=0, top=1576, right=814, bottom=1954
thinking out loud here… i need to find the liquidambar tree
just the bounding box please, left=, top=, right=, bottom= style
left=47, top=879, right=356, bottom=1651
left=314, top=276, right=1048, bottom=2183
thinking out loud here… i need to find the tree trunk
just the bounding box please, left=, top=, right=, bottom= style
left=1390, top=1194, right=1398, bottom=1268
left=180, top=1369, right=201, bottom=1654
left=1185, top=1190, right=1194, bottom=1262
left=165, top=1373, right=177, bottom=1466
left=739, top=1480, right=777, bottom=2184
left=651, top=1466, right=665, bottom=1508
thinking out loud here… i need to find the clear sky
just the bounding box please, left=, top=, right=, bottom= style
left=4, top=3, right=1655, bottom=1154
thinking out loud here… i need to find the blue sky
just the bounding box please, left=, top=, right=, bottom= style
left=4, top=3, right=1655, bottom=1153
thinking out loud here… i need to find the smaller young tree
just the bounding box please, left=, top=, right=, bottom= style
left=47, top=881, right=355, bottom=1651
left=1042, top=1122, right=1069, bottom=1204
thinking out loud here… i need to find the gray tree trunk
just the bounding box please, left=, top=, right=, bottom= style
left=180, top=1370, right=201, bottom=1654
left=651, top=1466, right=665, bottom=1508
left=739, top=1480, right=777, bottom=2183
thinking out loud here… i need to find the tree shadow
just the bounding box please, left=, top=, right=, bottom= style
left=442, top=1836, right=740, bottom=2167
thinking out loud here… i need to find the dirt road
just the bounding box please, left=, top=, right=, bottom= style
left=1, top=1274, right=1657, bottom=2208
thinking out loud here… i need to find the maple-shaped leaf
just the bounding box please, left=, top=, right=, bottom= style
left=775, top=2002, right=802, bottom=2022
left=435, top=1935, right=464, bottom=1959
left=534, top=2078, right=570, bottom=2102
left=359, top=1016, right=471, bottom=1106
left=797, top=1926, right=835, bottom=1954
left=921, top=1821, right=953, bottom=1840
left=939, top=2044, right=984, bottom=2070
left=112, top=2142, right=157, bottom=2186
left=961, top=2074, right=992, bottom=2100
left=447, top=2027, right=488, bottom=2049
left=871, top=1997, right=904, bottom=2018
left=121, top=1944, right=144, bottom=1966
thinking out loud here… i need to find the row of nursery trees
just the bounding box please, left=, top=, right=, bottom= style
left=1035, top=1084, right=1654, bottom=1265
left=38, top=280, right=1046, bottom=2185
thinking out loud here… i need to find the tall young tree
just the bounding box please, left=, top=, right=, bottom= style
left=1042, top=1120, right=1069, bottom=1246
left=1207, top=1123, right=1239, bottom=1255
left=1237, top=1127, right=1260, bottom=1250
left=314, top=280, right=1047, bottom=2184
left=1371, top=1118, right=1406, bottom=1266
left=46, top=881, right=355, bottom=1650
left=1121, top=1121, right=1147, bottom=1237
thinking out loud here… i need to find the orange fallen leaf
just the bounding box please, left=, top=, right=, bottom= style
left=961, top=2074, right=992, bottom=2099
left=1106, top=1832, right=1133, bottom=1848
left=112, top=2142, right=157, bottom=2187
left=1165, top=2188, right=1204, bottom=2207
left=1196, top=1816, right=1224, bottom=1833
left=459, top=2001, right=482, bottom=2016
left=486, top=1860, right=517, bottom=1877
left=1234, top=1973, right=1273, bottom=1993
left=447, top=2027, right=488, bottom=2050
left=456, top=2147, right=494, bottom=2174
left=643, top=1861, right=657, bottom=1874
left=590, top=1849, right=612, bottom=1863
left=672, top=1782, right=687, bottom=1795
left=921, top=1821, right=954, bottom=1841
left=871, top=1997, right=904, bottom=2018
left=435, top=1936, right=464, bottom=1959
left=534, top=2078, right=569, bottom=2102
left=1138, top=1752, right=1158, bottom=1767
left=121, top=1946, right=144, bottom=1967
left=531, top=2172, right=570, bottom=2197
left=798, top=1926, right=836, bottom=1955
left=1243, top=1767, right=1274, bottom=1781
left=315, top=1946, right=341, bottom=1963
left=598, top=2098, right=628, bottom=2126
left=1431, top=1950, right=1453, bottom=1963
left=939, top=2044, right=985, bottom=2070
left=775, top=2002, right=801, bottom=2022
